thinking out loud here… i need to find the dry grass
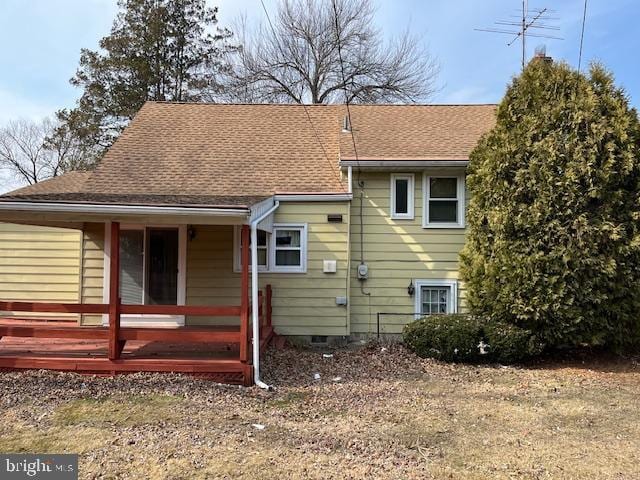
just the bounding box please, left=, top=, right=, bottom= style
left=1, top=344, right=639, bottom=479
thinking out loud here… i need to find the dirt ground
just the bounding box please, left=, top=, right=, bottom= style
left=1, top=344, right=639, bottom=479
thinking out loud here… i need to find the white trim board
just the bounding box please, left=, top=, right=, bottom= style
left=340, top=160, right=469, bottom=168
left=0, top=201, right=248, bottom=217
left=273, top=194, right=352, bottom=202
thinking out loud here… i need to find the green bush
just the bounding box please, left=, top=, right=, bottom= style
left=460, top=59, right=640, bottom=350
left=403, top=314, right=484, bottom=363
left=403, top=314, right=543, bottom=364
left=483, top=321, right=544, bottom=364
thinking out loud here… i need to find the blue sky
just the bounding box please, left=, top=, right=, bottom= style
left=0, top=0, right=638, bottom=124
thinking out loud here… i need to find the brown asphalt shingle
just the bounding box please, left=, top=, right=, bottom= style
left=86, top=102, right=346, bottom=199
left=1, top=103, right=496, bottom=206
left=341, top=104, right=497, bottom=161
left=5, top=171, right=91, bottom=197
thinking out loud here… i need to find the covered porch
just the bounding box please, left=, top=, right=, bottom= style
left=0, top=198, right=278, bottom=386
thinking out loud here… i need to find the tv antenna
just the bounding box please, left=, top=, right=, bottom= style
left=475, top=1, right=563, bottom=69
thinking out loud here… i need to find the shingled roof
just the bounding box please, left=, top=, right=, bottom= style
left=342, top=104, right=497, bottom=161
left=1, top=102, right=496, bottom=206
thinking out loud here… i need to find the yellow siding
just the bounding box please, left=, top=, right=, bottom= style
left=349, top=171, right=467, bottom=335
left=186, top=202, right=350, bottom=336
left=0, top=222, right=82, bottom=321
left=80, top=223, right=105, bottom=325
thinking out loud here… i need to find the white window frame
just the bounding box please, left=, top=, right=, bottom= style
left=271, top=223, right=307, bottom=273
left=233, top=223, right=308, bottom=274
left=414, top=279, right=458, bottom=318
left=102, top=223, right=187, bottom=327
left=233, top=227, right=269, bottom=272
left=390, top=173, right=415, bottom=219
left=422, top=174, right=465, bottom=228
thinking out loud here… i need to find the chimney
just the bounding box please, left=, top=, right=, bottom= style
left=533, top=45, right=553, bottom=64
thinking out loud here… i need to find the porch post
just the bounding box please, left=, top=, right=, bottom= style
left=240, top=224, right=250, bottom=363
left=108, top=221, right=121, bottom=360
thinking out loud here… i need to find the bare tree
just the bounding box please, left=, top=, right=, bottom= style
left=224, top=0, right=439, bottom=104
left=0, top=118, right=89, bottom=187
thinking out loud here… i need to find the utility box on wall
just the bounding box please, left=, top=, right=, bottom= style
left=323, top=259, right=337, bottom=273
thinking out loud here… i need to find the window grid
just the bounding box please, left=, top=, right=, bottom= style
left=420, top=287, right=450, bottom=315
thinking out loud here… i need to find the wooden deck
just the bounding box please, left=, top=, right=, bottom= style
left=0, top=318, right=275, bottom=385
left=0, top=224, right=273, bottom=385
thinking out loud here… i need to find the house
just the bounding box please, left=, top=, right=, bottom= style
left=0, top=102, right=495, bottom=385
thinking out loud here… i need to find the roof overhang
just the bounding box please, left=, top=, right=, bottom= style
left=339, top=159, right=469, bottom=168
left=0, top=201, right=250, bottom=226
left=274, top=193, right=352, bottom=201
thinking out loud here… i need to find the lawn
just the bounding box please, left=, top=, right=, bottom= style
left=1, top=344, right=639, bottom=479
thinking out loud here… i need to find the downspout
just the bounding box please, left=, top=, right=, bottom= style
left=250, top=200, right=280, bottom=389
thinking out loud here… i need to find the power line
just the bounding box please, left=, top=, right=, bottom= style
left=330, top=0, right=359, bottom=177
left=258, top=0, right=345, bottom=192
left=578, top=0, right=588, bottom=71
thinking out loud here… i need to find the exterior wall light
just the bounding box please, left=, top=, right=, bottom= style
left=407, top=280, right=415, bottom=296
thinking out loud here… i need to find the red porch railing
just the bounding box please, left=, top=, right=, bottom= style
left=0, top=223, right=275, bottom=385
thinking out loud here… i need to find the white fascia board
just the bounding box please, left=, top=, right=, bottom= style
left=274, top=193, right=352, bottom=202
left=339, top=160, right=469, bottom=168
left=0, top=201, right=250, bottom=217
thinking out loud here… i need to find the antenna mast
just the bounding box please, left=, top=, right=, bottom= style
left=475, top=2, right=562, bottom=69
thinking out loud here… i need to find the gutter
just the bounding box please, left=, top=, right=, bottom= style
left=250, top=200, right=280, bottom=390
left=274, top=193, right=352, bottom=202
left=339, top=160, right=469, bottom=168
left=0, top=201, right=249, bottom=217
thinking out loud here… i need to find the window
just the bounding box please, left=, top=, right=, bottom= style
left=274, top=228, right=302, bottom=267
left=390, top=174, right=414, bottom=219
left=271, top=224, right=306, bottom=272
left=423, top=174, right=465, bottom=228
left=236, top=228, right=268, bottom=271
left=414, top=279, right=458, bottom=317
left=234, top=223, right=307, bottom=273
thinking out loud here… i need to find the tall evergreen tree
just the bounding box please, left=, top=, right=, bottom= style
left=460, top=59, right=640, bottom=350
left=58, top=0, right=236, bottom=157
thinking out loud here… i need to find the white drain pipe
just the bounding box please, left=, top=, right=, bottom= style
left=250, top=200, right=280, bottom=389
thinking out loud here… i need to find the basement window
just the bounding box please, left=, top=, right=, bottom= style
left=414, top=279, right=458, bottom=317
left=390, top=173, right=414, bottom=219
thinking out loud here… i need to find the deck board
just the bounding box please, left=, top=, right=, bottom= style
left=0, top=318, right=273, bottom=385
